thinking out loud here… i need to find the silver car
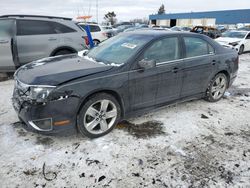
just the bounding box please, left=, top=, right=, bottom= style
left=0, top=15, right=88, bottom=72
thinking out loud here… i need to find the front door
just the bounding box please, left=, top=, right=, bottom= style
left=0, top=19, right=16, bottom=71
left=129, top=36, right=183, bottom=110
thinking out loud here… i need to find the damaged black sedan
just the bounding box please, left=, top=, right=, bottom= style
left=12, top=31, right=238, bottom=138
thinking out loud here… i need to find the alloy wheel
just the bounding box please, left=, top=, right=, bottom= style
left=211, top=75, right=227, bottom=100
left=84, top=99, right=117, bottom=134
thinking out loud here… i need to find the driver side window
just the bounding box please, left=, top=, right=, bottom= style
left=246, top=34, right=250, bottom=39
left=142, top=37, right=180, bottom=64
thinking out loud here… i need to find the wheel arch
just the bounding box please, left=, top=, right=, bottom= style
left=50, top=46, right=77, bottom=56
left=77, top=89, right=125, bottom=119
left=93, top=39, right=101, bottom=43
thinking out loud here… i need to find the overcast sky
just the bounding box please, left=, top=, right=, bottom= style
left=1, top=0, right=250, bottom=22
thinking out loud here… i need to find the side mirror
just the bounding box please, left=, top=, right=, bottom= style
left=138, top=59, right=156, bottom=69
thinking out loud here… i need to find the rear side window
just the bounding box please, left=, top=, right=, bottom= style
left=143, top=37, right=180, bottom=64
left=51, top=22, right=76, bottom=33
left=79, top=24, right=101, bottom=33
left=17, top=20, right=55, bottom=35
left=184, top=37, right=214, bottom=58
left=17, top=20, right=76, bottom=36
left=89, top=25, right=101, bottom=32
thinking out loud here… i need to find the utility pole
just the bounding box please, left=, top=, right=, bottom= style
left=96, top=0, right=99, bottom=23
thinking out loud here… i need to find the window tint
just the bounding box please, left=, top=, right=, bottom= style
left=142, top=37, right=180, bottom=64
left=89, top=25, right=101, bottom=32
left=0, top=19, right=14, bottom=37
left=51, top=22, right=76, bottom=33
left=246, top=34, right=250, bottom=39
left=79, top=25, right=101, bottom=33
left=17, top=20, right=55, bottom=35
left=17, top=20, right=76, bottom=36
left=184, top=37, right=214, bottom=58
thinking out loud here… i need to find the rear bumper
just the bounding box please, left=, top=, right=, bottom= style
left=12, top=96, right=80, bottom=135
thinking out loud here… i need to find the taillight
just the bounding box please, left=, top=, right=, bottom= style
left=83, top=36, right=89, bottom=45
left=102, top=32, right=107, bottom=37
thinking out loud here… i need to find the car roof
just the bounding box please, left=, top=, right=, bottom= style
left=124, top=30, right=200, bottom=37
left=0, top=15, right=72, bottom=20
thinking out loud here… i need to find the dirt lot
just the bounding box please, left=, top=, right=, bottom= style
left=0, top=54, right=250, bottom=188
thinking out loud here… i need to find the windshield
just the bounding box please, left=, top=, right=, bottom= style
left=222, top=31, right=247, bottom=38
left=86, top=34, right=153, bottom=66
left=171, top=26, right=180, bottom=31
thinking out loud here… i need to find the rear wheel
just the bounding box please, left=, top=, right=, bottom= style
left=205, top=73, right=228, bottom=102
left=77, top=93, right=121, bottom=138
left=93, top=40, right=100, bottom=46
left=239, top=45, right=244, bottom=55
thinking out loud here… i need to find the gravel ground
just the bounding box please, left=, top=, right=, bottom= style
left=0, top=54, right=250, bottom=188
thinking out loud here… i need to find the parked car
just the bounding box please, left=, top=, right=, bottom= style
left=215, top=30, right=250, bottom=54
left=12, top=31, right=238, bottom=138
left=116, top=25, right=134, bottom=33
left=101, top=26, right=117, bottom=38
left=237, top=26, right=250, bottom=31
left=216, top=25, right=227, bottom=33
left=124, top=25, right=149, bottom=32
left=191, top=26, right=221, bottom=39
left=78, top=23, right=108, bottom=45
left=0, top=15, right=88, bottom=72
left=171, top=26, right=192, bottom=32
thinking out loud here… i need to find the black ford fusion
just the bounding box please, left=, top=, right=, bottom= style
left=12, top=31, right=238, bottom=138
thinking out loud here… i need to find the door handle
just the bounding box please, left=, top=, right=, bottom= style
left=211, top=60, right=216, bottom=65
left=0, top=40, right=9, bottom=44
left=172, top=67, right=179, bottom=73
left=48, top=38, right=57, bottom=41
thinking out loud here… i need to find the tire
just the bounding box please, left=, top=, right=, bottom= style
left=93, top=40, right=100, bottom=46
left=239, top=45, right=244, bottom=55
left=205, top=73, right=228, bottom=102
left=77, top=93, right=121, bottom=138
left=54, top=49, right=74, bottom=56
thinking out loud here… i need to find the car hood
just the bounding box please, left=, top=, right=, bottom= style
left=15, top=54, right=113, bottom=86
left=215, top=37, right=242, bottom=44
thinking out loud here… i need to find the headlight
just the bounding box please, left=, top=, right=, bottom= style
left=29, top=86, right=55, bottom=102
left=229, top=42, right=239, bottom=46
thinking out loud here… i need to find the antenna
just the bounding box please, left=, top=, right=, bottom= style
left=96, top=0, right=99, bottom=23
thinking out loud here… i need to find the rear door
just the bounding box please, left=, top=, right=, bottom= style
left=16, top=19, right=60, bottom=64
left=181, top=36, right=217, bottom=97
left=0, top=19, right=16, bottom=71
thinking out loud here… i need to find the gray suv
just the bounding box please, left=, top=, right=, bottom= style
left=0, top=15, right=87, bottom=72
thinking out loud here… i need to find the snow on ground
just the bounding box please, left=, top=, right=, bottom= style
left=0, top=54, right=250, bottom=187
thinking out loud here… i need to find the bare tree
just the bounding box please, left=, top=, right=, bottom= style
left=104, top=11, right=117, bottom=25
left=158, top=4, right=165, bottom=14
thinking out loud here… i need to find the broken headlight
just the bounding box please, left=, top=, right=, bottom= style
left=29, top=86, right=55, bottom=102
left=229, top=42, right=239, bottom=46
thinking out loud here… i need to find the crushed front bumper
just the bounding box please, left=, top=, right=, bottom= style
left=12, top=89, right=80, bottom=135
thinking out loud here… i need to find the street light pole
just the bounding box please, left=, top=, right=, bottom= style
left=96, top=0, right=98, bottom=23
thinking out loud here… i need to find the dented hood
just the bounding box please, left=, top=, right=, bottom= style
left=15, top=54, right=113, bottom=86
left=215, top=37, right=242, bottom=44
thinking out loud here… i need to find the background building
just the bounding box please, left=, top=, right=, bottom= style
left=149, top=9, right=250, bottom=27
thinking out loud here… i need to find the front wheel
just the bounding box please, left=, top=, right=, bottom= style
left=77, top=93, right=121, bottom=138
left=205, top=73, right=228, bottom=102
